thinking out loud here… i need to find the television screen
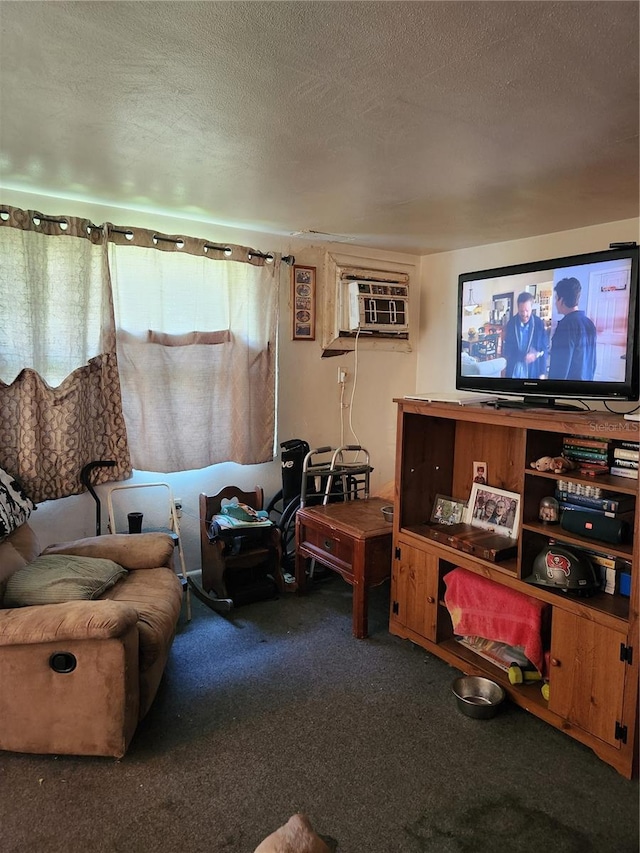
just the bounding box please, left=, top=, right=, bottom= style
left=456, top=245, right=639, bottom=407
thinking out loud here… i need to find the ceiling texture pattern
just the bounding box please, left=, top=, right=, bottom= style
left=0, top=1, right=638, bottom=254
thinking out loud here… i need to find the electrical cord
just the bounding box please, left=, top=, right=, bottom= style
left=603, top=400, right=640, bottom=414
left=348, top=327, right=362, bottom=449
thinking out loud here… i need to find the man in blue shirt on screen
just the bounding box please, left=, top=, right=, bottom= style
left=548, top=277, right=597, bottom=381
left=503, top=292, right=548, bottom=378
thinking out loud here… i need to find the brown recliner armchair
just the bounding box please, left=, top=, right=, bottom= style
left=0, top=523, right=182, bottom=758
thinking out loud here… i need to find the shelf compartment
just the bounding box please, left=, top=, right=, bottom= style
left=438, top=637, right=551, bottom=716
left=525, top=468, right=639, bottom=496
left=398, top=412, right=526, bottom=532
left=520, top=529, right=630, bottom=625
left=522, top=520, right=633, bottom=560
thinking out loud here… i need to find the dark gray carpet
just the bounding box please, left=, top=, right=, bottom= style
left=1, top=575, right=638, bottom=852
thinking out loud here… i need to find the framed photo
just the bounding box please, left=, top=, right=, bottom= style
left=492, top=291, right=514, bottom=324
left=465, top=483, right=520, bottom=539
left=430, top=494, right=467, bottom=526
left=472, top=461, right=487, bottom=484
left=292, top=265, right=316, bottom=340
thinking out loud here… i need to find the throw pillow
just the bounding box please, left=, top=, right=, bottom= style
left=0, top=467, right=36, bottom=539
left=4, top=554, right=128, bottom=607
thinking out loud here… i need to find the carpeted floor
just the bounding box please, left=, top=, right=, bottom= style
left=1, top=574, right=638, bottom=852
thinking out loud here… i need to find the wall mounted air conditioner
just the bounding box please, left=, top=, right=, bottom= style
left=344, top=280, right=409, bottom=335
left=323, top=253, right=413, bottom=353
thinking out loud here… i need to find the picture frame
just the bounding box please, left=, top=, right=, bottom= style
left=465, top=483, right=520, bottom=539
left=472, top=461, right=487, bottom=484
left=292, top=265, right=316, bottom=340
left=430, top=494, right=467, bottom=526
left=492, top=291, right=514, bottom=324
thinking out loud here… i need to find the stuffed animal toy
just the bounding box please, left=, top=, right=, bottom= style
left=530, top=455, right=576, bottom=474
left=254, top=814, right=335, bottom=853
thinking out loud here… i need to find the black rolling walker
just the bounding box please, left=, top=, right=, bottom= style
left=267, top=440, right=372, bottom=579
left=266, top=439, right=310, bottom=575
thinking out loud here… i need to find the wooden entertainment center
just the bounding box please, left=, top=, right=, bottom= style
left=389, top=399, right=639, bottom=778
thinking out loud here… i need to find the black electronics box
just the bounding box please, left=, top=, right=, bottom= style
left=560, top=510, right=631, bottom=545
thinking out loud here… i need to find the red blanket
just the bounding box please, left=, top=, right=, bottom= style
left=443, top=567, right=548, bottom=674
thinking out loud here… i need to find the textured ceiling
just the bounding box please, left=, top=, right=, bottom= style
left=0, top=1, right=638, bottom=254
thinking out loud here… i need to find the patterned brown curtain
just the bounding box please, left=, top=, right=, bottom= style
left=0, top=206, right=131, bottom=503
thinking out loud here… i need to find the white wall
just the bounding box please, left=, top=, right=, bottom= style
left=1, top=189, right=419, bottom=567
left=417, top=218, right=640, bottom=394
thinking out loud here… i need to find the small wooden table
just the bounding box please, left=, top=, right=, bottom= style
left=295, top=498, right=393, bottom=638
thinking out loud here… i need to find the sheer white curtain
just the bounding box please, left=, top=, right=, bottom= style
left=109, top=233, right=278, bottom=472
left=0, top=208, right=131, bottom=501
left=0, top=226, right=107, bottom=385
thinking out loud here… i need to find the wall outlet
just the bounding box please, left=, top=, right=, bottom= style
left=337, top=367, right=347, bottom=384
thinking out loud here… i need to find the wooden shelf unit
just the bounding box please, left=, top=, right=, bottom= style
left=390, top=400, right=639, bottom=778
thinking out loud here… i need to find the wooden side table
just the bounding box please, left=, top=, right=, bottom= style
left=295, top=498, right=393, bottom=638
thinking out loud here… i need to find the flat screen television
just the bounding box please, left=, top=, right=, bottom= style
left=456, top=244, right=639, bottom=409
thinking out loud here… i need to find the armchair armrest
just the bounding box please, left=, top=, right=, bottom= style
left=42, top=533, right=175, bottom=570
left=0, top=599, right=139, bottom=647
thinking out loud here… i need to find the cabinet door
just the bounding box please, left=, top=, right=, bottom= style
left=390, top=542, right=439, bottom=641
left=549, top=609, right=627, bottom=749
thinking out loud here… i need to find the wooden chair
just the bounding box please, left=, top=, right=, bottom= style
left=198, top=486, right=285, bottom=608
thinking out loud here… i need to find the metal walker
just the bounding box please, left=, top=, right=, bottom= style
left=267, top=442, right=372, bottom=577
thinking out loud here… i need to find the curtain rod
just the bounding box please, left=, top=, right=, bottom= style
left=105, top=227, right=295, bottom=265
left=104, top=228, right=295, bottom=265
left=1, top=209, right=295, bottom=266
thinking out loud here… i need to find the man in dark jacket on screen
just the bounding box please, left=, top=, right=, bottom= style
left=503, top=291, right=548, bottom=378
left=548, top=277, right=597, bottom=380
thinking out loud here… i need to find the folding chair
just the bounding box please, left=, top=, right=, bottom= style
left=106, top=482, right=191, bottom=620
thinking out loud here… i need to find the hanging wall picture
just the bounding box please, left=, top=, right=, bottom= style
left=292, top=265, right=316, bottom=340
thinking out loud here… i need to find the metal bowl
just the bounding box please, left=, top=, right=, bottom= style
left=381, top=505, right=394, bottom=523
left=452, top=675, right=506, bottom=719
